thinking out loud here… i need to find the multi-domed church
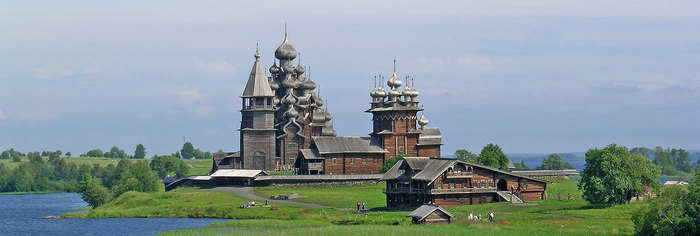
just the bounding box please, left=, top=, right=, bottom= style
left=213, top=33, right=442, bottom=175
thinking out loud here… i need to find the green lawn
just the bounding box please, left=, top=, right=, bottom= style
left=544, top=177, right=585, bottom=201
left=182, top=159, right=212, bottom=176
left=254, top=183, right=387, bottom=209
left=1, top=156, right=213, bottom=176
left=0, top=156, right=124, bottom=169
left=66, top=177, right=641, bottom=235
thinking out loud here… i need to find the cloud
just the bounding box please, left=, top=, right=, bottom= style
left=195, top=106, right=217, bottom=117
left=406, top=55, right=491, bottom=74
left=138, top=113, right=152, bottom=119
left=171, top=86, right=203, bottom=102
left=192, top=56, right=237, bottom=78
left=32, top=67, right=74, bottom=79
left=0, top=109, right=6, bottom=120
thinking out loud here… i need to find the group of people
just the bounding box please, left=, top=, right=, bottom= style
left=467, top=211, right=495, bottom=222
left=356, top=200, right=368, bottom=213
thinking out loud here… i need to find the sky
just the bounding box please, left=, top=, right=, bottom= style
left=1, top=1, right=699, bottom=157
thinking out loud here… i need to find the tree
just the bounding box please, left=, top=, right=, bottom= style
left=379, top=154, right=411, bottom=173
left=65, top=152, right=71, bottom=157
left=134, top=144, right=146, bottom=159
left=149, top=155, right=189, bottom=179
left=454, top=149, right=478, bottom=163
left=579, top=144, right=661, bottom=204
left=119, top=161, right=162, bottom=193
left=632, top=172, right=700, bottom=235
left=77, top=174, right=110, bottom=208
left=181, top=142, right=195, bottom=159
left=539, top=153, right=575, bottom=170
left=513, top=160, right=532, bottom=171
left=476, top=143, right=511, bottom=171
left=86, top=149, right=104, bottom=157
left=12, top=154, right=21, bottom=162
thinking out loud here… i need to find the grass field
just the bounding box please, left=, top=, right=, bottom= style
left=68, top=177, right=642, bottom=235
left=254, top=183, right=387, bottom=209
left=0, top=156, right=212, bottom=176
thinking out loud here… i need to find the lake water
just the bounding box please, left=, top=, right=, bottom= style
left=0, top=193, right=227, bottom=236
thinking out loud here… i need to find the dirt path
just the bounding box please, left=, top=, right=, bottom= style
left=208, top=186, right=325, bottom=208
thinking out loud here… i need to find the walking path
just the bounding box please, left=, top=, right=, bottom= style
left=207, top=186, right=325, bottom=208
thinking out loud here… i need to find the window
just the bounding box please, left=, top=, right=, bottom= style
left=481, top=183, right=485, bottom=188
left=332, top=158, right=337, bottom=164
left=350, top=158, right=355, bottom=164
left=399, top=146, right=405, bottom=153
left=374, top=158, right=378, bottom=163
left=362, top=158, right=367, bottom=163
left=438, top=183, right=442, bottom=189
left=450, top=183, right=455, bottom=189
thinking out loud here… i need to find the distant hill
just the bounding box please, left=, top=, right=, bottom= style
left=507, top=152, right=586, bottom=171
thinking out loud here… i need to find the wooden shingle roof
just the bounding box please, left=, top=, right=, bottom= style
left=312, top=136, right=388, bottom=154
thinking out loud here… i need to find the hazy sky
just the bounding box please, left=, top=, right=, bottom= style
left=1, top=1, right=698, bottom=156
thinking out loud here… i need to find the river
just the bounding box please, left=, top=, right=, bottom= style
left=0, top=193, right=226, bottom=235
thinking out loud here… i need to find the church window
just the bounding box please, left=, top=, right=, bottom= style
left=332, top=158, right=337, bottom=164
left=399, top=146, right=405, bottom=153
left=450, top=183, right=455, bottom=189
left=362, top=158, right=367, bottom=163
left=374, top=158, right=378, bottom=163
left=350, top=158, right=355, bottom=164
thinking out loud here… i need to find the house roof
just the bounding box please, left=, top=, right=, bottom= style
left=407, top=205, right=454, bottom=221
left=241, top=56, right=274, bottom=98
left=417, top=127, right=442, bottom=145
left=210, top=169, right=268, bottom=178
left=380, top=157, right=548, bottom=184
left=299, top=149, right=323, bottom=160
left=312, top=136, right=388, bottom=154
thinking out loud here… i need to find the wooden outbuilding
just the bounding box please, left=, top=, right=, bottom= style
left=407, top=204, right=454, bottom=224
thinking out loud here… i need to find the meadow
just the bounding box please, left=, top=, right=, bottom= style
left=0, top=156, right=211, bottom=176
left=64, top=176, right=641, bottom=235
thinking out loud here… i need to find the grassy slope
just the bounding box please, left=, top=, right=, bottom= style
left=254, top=183, right=387, bottom=209
left=67, top=177, right=639, bottom=235
left=0, top=156, right=212, bottom=176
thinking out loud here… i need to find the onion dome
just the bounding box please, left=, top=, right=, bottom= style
left=282, top=94, right=297, bottom=105
left=312, top=109, right=327, bottom=123
left=282, top=64, right=295, bottom=74
left=376, top=87, right=387, bottom=97
left=370, top=87, right=380, bottom=98
left=269, top=60, right=280, bottom=74
left=284, top=106, right=299, bottom=118
left=418, top=114, right=429, bottom=128
left=315, top=97, right=324, bottom=107
left=389, top=89, right=401, bottom=97
left=275, top=35, right=297, bottom=60
left=301, top=78, right=316, bottom=90
left=324, top=111, right=332, bottom=121
left=387, top=73, right=403, bottom=88
left=269, top=78, right=279, bottom=90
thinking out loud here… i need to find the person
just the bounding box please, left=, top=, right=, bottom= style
left=356, top=201, right=360, bottom=212
left=489, top=212, right=494, bottom=222
left=427, top=201, right=432, bottom=205
left=251, top=201, right=256, bottom=206
left=468, top=212, right=473, bottom=220
left=478, top=213, right=482, bottom=220
left=362, top=200, right=367, bottom=212
left=265, top=199, right=268, bottom=206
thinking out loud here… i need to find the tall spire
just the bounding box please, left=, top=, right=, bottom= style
left=284, top=23, right=288, bottom=37
left=393, top=58, right=396, bottom=73
left=242, top=47, right=274, bottom=98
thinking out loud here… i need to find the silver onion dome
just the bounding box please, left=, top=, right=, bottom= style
left=274, top=36, right=297, bottom=60
left=301, top=78, right=316, bottom=90
left=284, top=106, right=299, bottom=118
left=418, top=114, right=429, bottom=128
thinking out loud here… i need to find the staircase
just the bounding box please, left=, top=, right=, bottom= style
left=497, top=191, right=523, bottom=204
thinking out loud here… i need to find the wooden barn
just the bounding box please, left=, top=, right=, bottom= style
left=381, top=157, right=548, bottom=207
left=407, top=204, right=454, bottom=224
